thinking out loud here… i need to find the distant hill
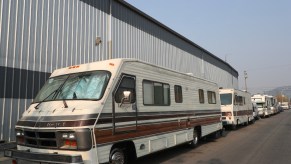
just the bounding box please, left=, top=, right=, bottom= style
left=265, top=86, right=291, bottom=99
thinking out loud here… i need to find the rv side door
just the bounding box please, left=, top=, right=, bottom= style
left=112, top=74, right=137, bottom=134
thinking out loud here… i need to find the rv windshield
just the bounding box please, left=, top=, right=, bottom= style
left=256, top=103, right=264, bottom=108
left=34, top=71, right=111, bottom=103
left=220, top=93, right=232, bottom=105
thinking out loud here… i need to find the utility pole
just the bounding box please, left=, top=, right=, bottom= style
left=244, top=71, right=248, bottom=91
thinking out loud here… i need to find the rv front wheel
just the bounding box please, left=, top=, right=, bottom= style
left=109, top=148, right=127, bottom=164
left=189, top=129, right=199, bottom=148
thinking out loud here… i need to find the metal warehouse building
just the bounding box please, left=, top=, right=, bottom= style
left=0, top=0, right=238, bottom=141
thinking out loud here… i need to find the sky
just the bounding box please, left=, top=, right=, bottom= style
left=125, top=0, right=291, bottom=94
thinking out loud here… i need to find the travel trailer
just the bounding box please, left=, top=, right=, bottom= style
left=5, top=59, right=223, bottom=164
left=251, top=94, right=272, bottom=117
left=219, top=89, right=254, bottom=129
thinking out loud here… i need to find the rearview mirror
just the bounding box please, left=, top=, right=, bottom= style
left=120, top=91, right=132, bottom=106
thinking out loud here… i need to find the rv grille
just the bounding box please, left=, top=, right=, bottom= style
left=22, top=130, right=58, bottom=148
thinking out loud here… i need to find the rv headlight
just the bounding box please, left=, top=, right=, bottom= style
left=62, top=133, right=69, bottom=138
left=61, top=132, right=75, bottom=139
left=16, top=129, right=24, bottom=136
left=60, top=132, right=77, bottom=150
left=15, top=129, right=25, bottom=145
left=69, top=133, right=76, bottom=139
left=59, top=129, right=92, bottom=151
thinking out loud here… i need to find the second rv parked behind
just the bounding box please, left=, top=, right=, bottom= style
left=220, top=89, right=254, bottom=129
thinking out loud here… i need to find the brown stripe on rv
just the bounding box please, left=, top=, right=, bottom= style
left=94, top=116, right=221, bottom=144
left=234, top=110, right=253, bottom=116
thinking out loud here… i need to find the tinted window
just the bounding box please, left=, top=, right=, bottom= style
left=199, top=89, right=204, bottom=104
left=207, top=91, right=216, bottom=104
left=143, top=80, right=170, bottom=106
left=174, top=85, right=183, bottom=103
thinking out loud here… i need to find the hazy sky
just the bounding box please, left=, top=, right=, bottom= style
left=125, top=0, right=291, bottom=94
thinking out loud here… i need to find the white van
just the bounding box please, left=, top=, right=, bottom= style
left=6, top=59, right=223, bottom=164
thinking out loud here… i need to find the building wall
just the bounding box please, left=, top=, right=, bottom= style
left=0, top=0, right=238, bottom=141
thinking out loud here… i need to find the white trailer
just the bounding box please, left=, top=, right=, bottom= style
left=251, top=94, right=272, bottom=117
left=219, top=89, right=254, bottom=129
left=5, top=59, right=223, bottom=164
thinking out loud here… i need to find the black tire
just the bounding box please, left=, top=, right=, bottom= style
left=220, top=128, right=226, bottom=137
left=109, top=148, right=127, bottom=164
left=189, top=129, right=199, bottom=148
left=213, top=130, right=221, bottom=139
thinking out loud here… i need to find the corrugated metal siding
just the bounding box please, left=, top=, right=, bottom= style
left=0, top=0, right=109, bottom=70
left=0, top=0, right=238, bottom=141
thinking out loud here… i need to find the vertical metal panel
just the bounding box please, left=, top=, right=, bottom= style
left=0, top=98, right=3, bottom=139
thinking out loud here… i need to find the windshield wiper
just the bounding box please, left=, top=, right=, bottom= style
left=35, top=76, right=70, bottom=109
left=34, top=89, right=59, bottom=109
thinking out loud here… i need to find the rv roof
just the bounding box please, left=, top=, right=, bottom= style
left=49, top=58, right=217, bottom=85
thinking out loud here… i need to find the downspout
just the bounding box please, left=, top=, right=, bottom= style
left=108, top=0, right=112, bottom=59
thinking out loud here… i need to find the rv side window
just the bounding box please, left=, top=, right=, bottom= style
left=235, top=96, right=243, bottom=106
left=143, top=80, right=170, bottom=106
left=207, top=91, right=216, bottom=104
left=115, top=76, right=136, bottom=103
left=174, top=85, right=183, bottom=103
left=198, top=89, right=204, bottom=104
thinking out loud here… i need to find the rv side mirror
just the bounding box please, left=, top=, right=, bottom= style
left=121, top=91, right=132, bottom=105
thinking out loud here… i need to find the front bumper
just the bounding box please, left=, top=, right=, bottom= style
left=4, top=149, right=84, bottom=164
left=222, top=120, right=233, bottom=126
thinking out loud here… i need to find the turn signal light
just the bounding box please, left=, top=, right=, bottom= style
left=64, top=139, right=77, bottom=148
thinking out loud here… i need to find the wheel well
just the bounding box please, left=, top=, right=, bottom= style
left=111, top=141, right=137, bottom=159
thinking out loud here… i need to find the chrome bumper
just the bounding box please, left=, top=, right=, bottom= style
left=4, top=149, right=84, bottom=164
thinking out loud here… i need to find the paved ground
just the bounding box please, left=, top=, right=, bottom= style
left=0, top=151, right=11, bottom=164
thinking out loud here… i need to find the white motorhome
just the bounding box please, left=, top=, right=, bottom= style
left=219, top=89, right=254, bottom=129
left=6, top=59, right=223, bottom=164
left=252, top=102, right=259, bottom=120
left=269, top=96, right=278, bottom=115
left=251, top=94, right=272, bottom=117
left=281, top=102, right=290, bottom=110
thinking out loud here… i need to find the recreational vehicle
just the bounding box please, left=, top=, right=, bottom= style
left=252, top=102, right=259, bottom=120
left=251, top=94, right=272, bottom=117
left=219, top=89, right=254, bottom=129
left=5, top=59, right=223, bottom=164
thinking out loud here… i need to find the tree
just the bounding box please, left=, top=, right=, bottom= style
left=276, top=93, right=289, bottom=103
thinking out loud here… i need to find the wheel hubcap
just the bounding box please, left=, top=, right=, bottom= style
left=111, top=151, right=124, bottom=164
